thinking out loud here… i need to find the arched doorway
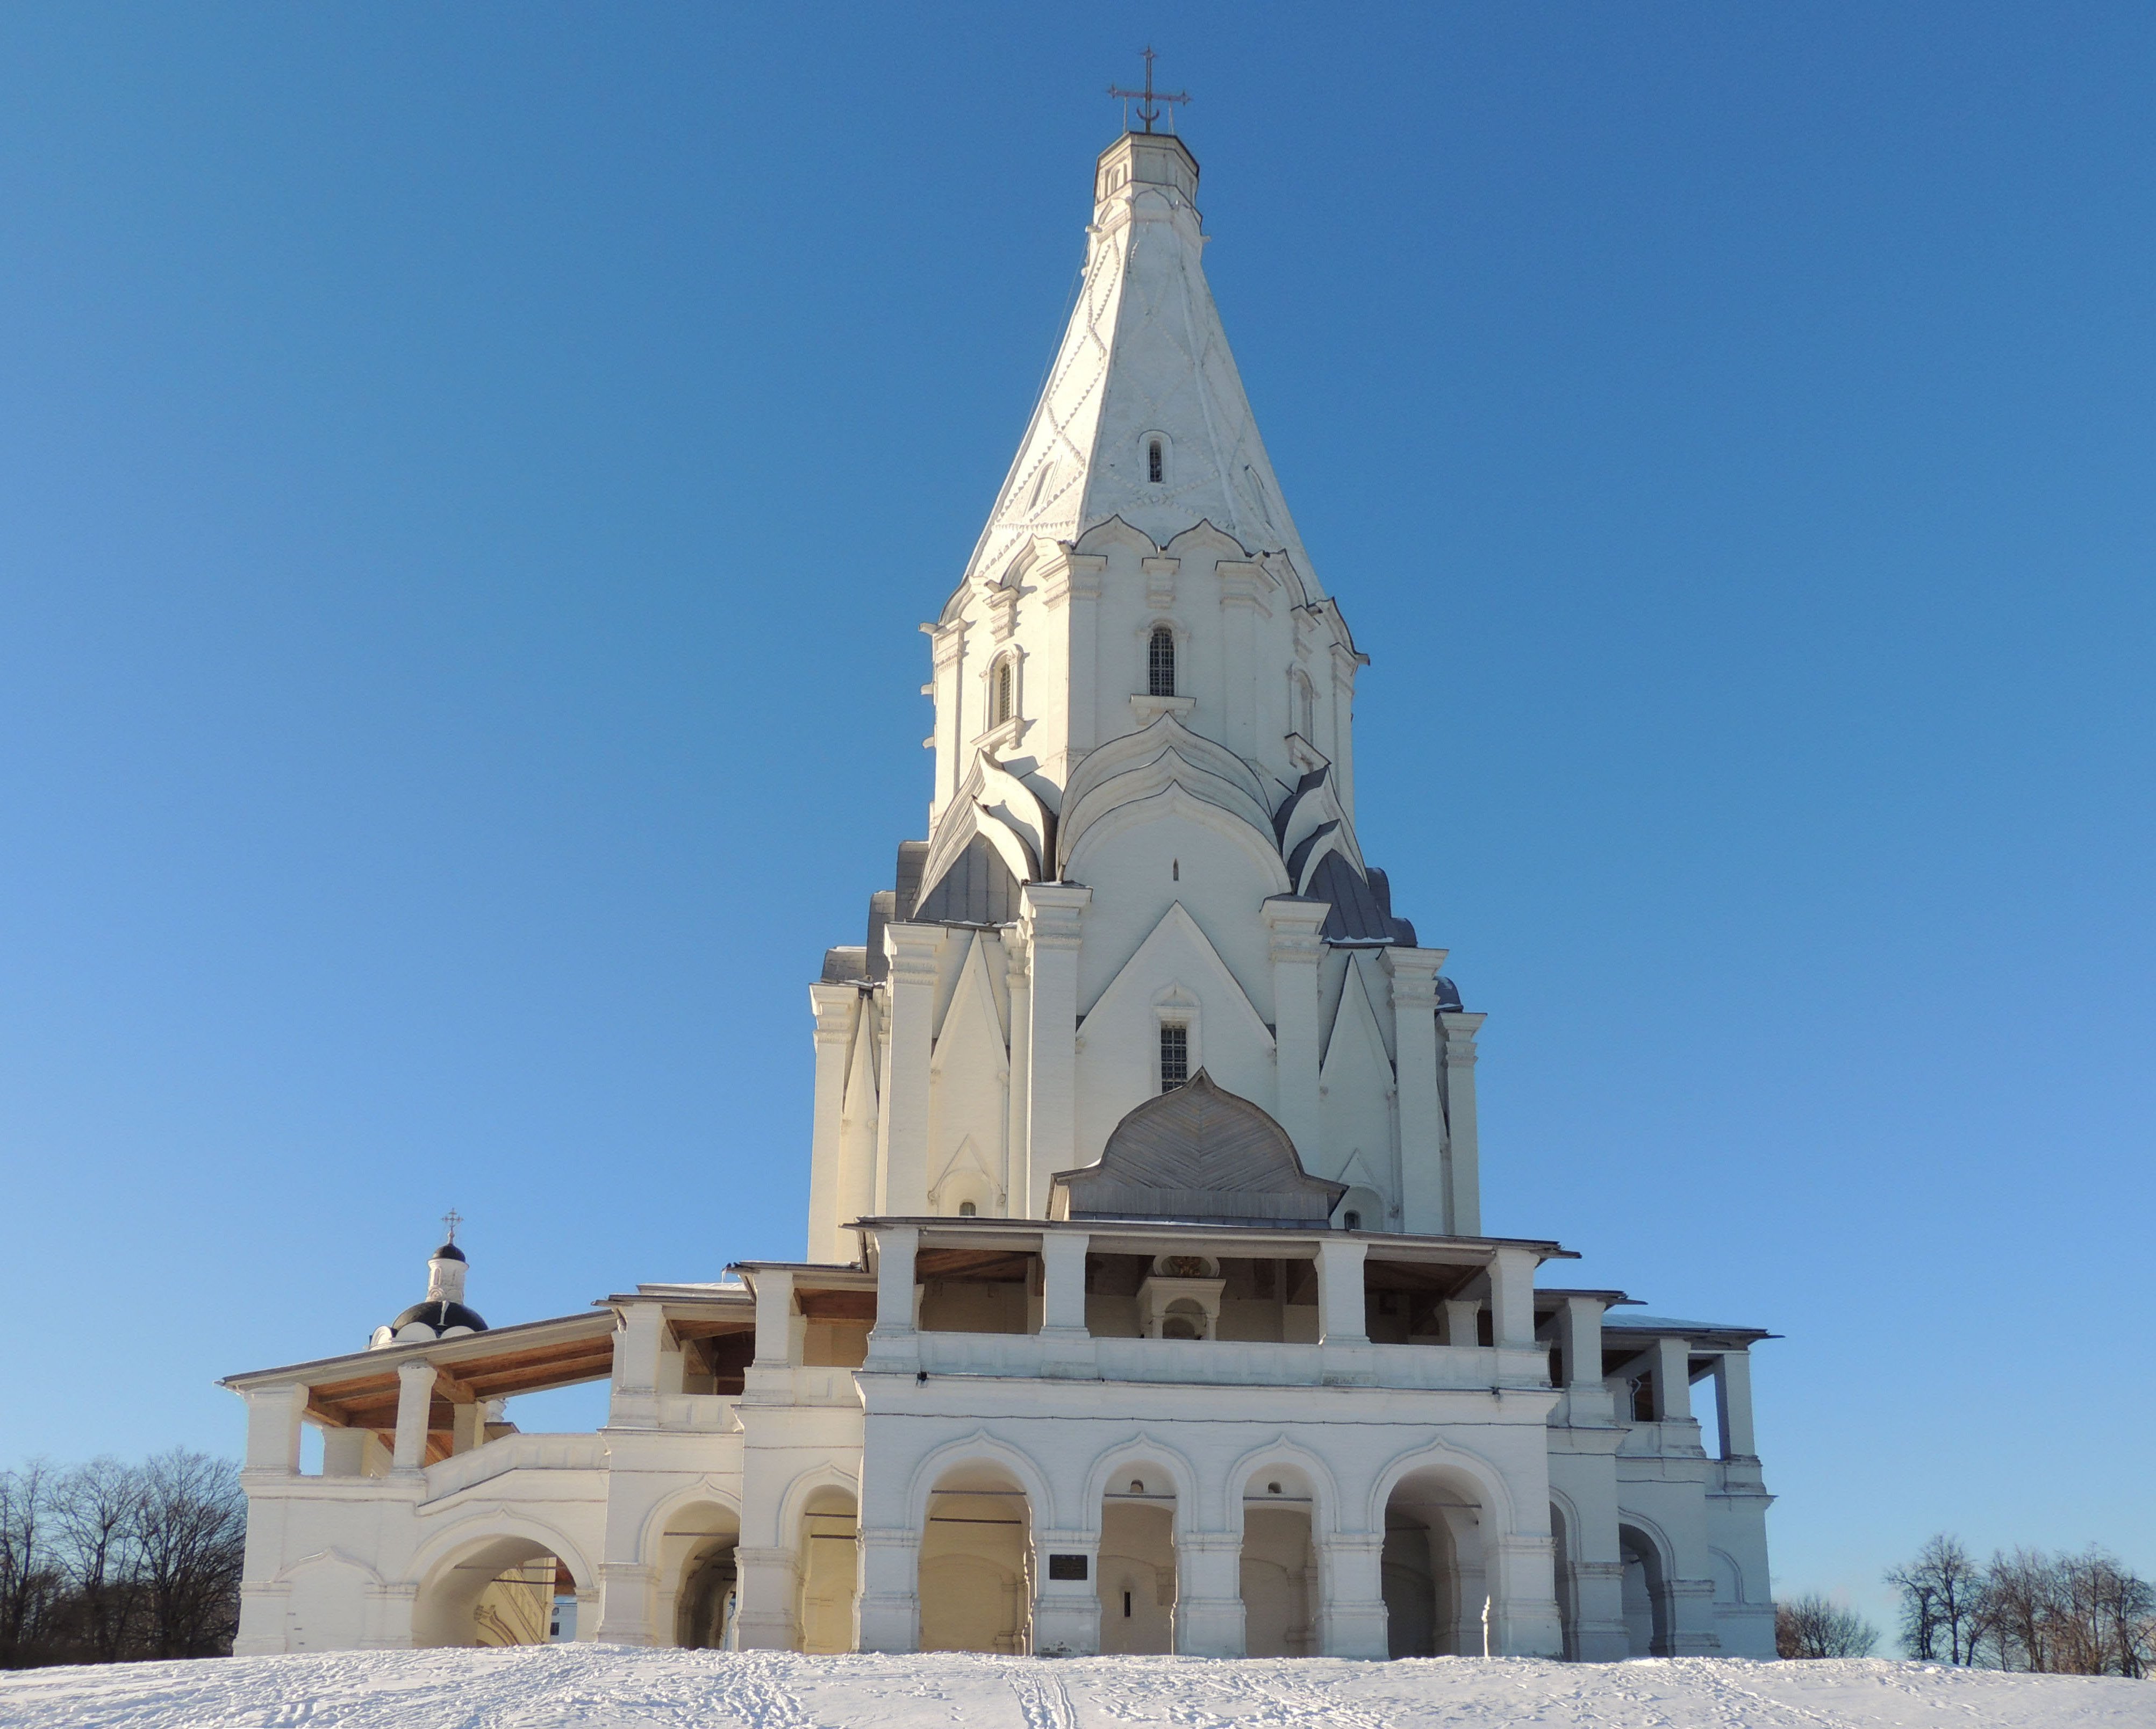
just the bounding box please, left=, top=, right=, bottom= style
left=798, top=1485, right=859, bottom=1654
left=1099, top=1466, right=1177, bottom=1654
left=412, top=1535, right=577, bottom=1648
left=1238, top=1466, right=1315, bottom=1657
left=918, top=1462, right=1033, bottom=1653
left=1381, top=1468, right=1488, bottom=1657
left=1619, top=1523, right=1670, bottom=1656
left=662, top=1502, right=741, bottom=1650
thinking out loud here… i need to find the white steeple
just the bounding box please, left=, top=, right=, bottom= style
left=964, top=130, right=1320, bottom=598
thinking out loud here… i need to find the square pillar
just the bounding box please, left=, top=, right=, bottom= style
left=807, top=983, right=859, bottom=1262
left=391, top=1360, right=436, bottom=1472
left=1032, top=1529, right=1104, bottom=1656
left=1712, top=1350, right=1757, bottom=1459
left=1437, top=1010, right=1487, bottom=1236
left=449, top=1401, right=485, bottom=1456
left=1315, top=1237, right=1367, bottom=1345
left=1315, top=1532, right=1388, bottom=1657
left=1040, top=1230, right=1088, bottom=1336
left=1556, top=1295, right=1614, bottom=1425
left=1020, top=884, right=1090, bottom=1210
left=1173, top=1533, right=1246, bottom=1656
left=320, top=1426, right=369, bottom=1477
left=732, top=1544, right=802, bottom=1651
left=753, top=1269, right=797, bottom=1369
left=242, top=1383, right=309, bottom=1476
left=1262, top=896, right=1329, bottom=1163
left=1491, top=1531, right=1565, bottom=1656
left=1488, top=1246, right=1538, bottom=1350
left=1652, top=1336, right=1694, bottom=1424
left=609, top=1302, right=668, bottom=1427
left=854, top=1525, right=920, bottom=1653
left=1444, top=1296, right=1482, bottom=1347
left=866, top=1225, right=918, bottom=1369
left=1382, top=947, right=1448, bottom=1233
left=879, top=924, right=943, bottom=1216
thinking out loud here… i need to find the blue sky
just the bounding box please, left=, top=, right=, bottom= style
left=2, top=4, right=2150, bottom=1633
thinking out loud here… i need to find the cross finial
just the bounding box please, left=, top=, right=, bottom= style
left=440, top=1208, right=462, bottom=1245
left=1108, top=46, right=1191, bottom=135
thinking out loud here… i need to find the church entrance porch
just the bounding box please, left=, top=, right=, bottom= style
left=412, top=1535, right=578, bottom=1649
left=1097, top=1470, right=1177, bottom=1654
left=1381, top=1468, right=1488, bottom=1657
left=664, top=1503, right=740, bottom=1650
left=918, top=1462, right=1034, bottom=1653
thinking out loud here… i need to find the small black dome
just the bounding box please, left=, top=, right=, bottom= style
left=390, top=1299, right=487, bottom=1334
left=1435, top=974, right=1463, bottom=1012
left=430, top=1241, right=467, bottom=1262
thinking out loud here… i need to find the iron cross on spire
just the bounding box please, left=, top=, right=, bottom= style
left=440, top=1208, right=463, bottom=1244
left=1108, top=47, right=1191, bottom=135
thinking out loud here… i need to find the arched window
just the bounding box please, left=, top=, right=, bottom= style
left=1148, top=439, right=1164, bottom=484
left=1158, top=1024, right=1189, bottom=1092
left=992, top=658, right=1015, bottom=726
left=957, top=1200, right=977, bottom=1218
left=1147, top=627, right=1176, bottom=698
left=1342, top=1210, right=1362, bottom=1231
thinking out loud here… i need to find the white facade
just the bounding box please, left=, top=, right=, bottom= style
left=224, top=128, right=1777, bottom=1664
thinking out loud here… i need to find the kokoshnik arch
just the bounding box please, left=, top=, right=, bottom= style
left=222, top=126, right=1778, bottom=1663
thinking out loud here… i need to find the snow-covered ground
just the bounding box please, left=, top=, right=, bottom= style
left=0, top=1646, right=2147, bottom=1728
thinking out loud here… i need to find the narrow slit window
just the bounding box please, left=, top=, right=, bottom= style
left=1148, top=439, right=1164, bottom=484
left=1148, top=626, right=1176, bottom=698
left=992, top=659, right=1014, bottom=726
left=1159, top=1024, right=1189, bottom=1092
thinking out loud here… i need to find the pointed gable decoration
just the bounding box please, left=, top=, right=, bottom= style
left=1050, top=1070, right=1348, bottom=1226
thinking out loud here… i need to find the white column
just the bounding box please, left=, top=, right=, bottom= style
left=1175, top=1534, right=1246, bottom=1656
left=1217, top=561, right=1265, bottom=757
left=320, top=1426, right=369, bottom=1477
left=1712, top=1350, right=1757, bottom=1459
left=391, top=1360, right=436, bottom=1471
left=866, top=1225, right=918, bottom=1369
left=242, top=1383, right=309, bottom=1475
left=753, top=1269, right=797, bottom=1368
left=1488, top=1246, right=1538, bottom=1350
left=854, top=1525, right=920, bottom=1653
left=449, top=1401, right=485, bottom=1455
left=1031, top=1526, right=1102, bottom=1655
left=1557, top=1296, right=1613, bottom=1425
left=606, top=1303, right=670, bottom=1430
left=1005, top=938, right=1032, bottom=1212
left=1021, top=884, right=1090, bottom=1208
left=880, top=924, right=942, bottom=1217
left=1438, top=1009, right=1487, bottom=1236
left=1315, top=1237, right=1367, bottom=1345
left=1491, top=1530, right=1565, bottom=1656
left=1652, top=1337, right=1694, bottom=1424
left=1383, top=947, right=1448, bottom=1233
left=806, top=983, right=858, bottom=1262
left=1262, top=896, right=1328, bottom=1162
left=1039, top=1230, right=1088, bottom=1337
left=1444, top=1296, right=1482, bottom=1346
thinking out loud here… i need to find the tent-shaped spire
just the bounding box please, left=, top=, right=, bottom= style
left=964, top=131, right=1321, bottom=595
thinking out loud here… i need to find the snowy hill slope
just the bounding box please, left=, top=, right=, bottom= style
left=0, top=1646, right=2147, bottom=1728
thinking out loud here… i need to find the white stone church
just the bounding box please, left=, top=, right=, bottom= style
left=225, top=126, right=1777, bottom=1663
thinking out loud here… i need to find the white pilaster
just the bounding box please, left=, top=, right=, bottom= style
left=807, top=982, right=858, bottom=1262
left=866, top=1225, right=918, bottom=1369
left=1021, top=883, right=1091, bottom=1207
left=1174, top=1533, right=1245, bottom=1656
left=1438, top=1009, right=1487, bottom=1236
left=1316, top=1532, right=1388, bottom=1657
left=753, top=1269, right=797, bottom=1368
left=1383, top=947, right=1449, bottom=1234
left=1262, top=896, right=1329, bottom=1162
left=880, top=924, right=943, bottom=1217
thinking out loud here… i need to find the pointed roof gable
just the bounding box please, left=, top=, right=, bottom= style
left=964, top=132, right=1319, bottom=595
left=1051, top=1070, right=1348, bottom=1226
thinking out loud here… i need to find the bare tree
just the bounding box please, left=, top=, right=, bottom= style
left=0, top=1464, right=61, bottom=1667
left=53, top=1458, right=145, bottom=1663
left=130, top=1451, right=245, bottom=1660
left=1886, top=1533, right=1985, bottom=1663
left=1776, top=1592, right=1880, bottom=1659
